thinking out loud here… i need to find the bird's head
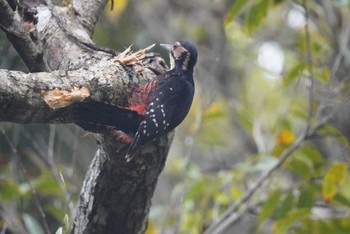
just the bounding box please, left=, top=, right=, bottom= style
left=160, top=40, right=197, bottom=72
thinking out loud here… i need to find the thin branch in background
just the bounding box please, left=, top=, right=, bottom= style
left=321, top=0, right=350, bottom=82
left=20, top=128, right=50, bottom=167
left=0, top=125, right=51, bottom=234
left=48, top=124, right=56, bottom=165
left=19, top=165, right=51, bottom=234
left=18, top=140, right=51, bottom=234
left=9, top=126, right=75, bottom=213
left=47, top=125, right=75, bottom=213
left=70, top=126, right=80, bottom=176
left=330, top=21, right=350, bottom=81
left=172, top=89, right=205, bottom=234
left=0, top=125, right=18, bottom=154
left=303, top=0, right=315, bottom=133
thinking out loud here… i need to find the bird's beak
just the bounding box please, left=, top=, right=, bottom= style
left=160, top=43, right=172, bottom=52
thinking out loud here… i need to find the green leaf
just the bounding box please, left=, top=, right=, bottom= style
left=283, top=63, right=306, bottom=86
left=286, top=155, right=314, bottom=179
left=235, top=109, right=253, bottom=130
left=297, top=189, right=315, bottom=209
left=333, top=193, right=350, bottom=206
left=245, top=0, right=272, bottom=34
left=322, top=162, right=347, bottom=202
left=229, top=186, right=244, bottom=200
left=197, top=100, right=233, bottom=147
left=274, top=191, right=295, bottom=219
left=320, top=124, right=349, bottom=147
left=45, top=204, right=66, bottom=222
left=300, top=145, right=324, bottom=166
left=32, top=170, right=62, bottom=196
left=273, top=209, right=310, bottom=234
left=333, top=218, right=350, bottom=233
left=316, top=67, right=330, bottom=83
left=225, top=0, right=251, bottom=24
left=258, top=191, right=282, bottom=225
left=0, top=179, right=20, bottom=201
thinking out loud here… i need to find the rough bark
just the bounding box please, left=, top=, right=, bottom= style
left=0, top=0, right=171, bottom=233
left=72, top=133, right=173, bottom=234
left=71, top=0, right=107, bottom=36
left=0, top=60, right=128, bottom=123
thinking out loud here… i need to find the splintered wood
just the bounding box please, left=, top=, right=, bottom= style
left=41, top=86, right=90, bottom=109
left=113, top=44, right=155, bottom=72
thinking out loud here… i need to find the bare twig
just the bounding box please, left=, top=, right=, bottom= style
left=330, top=20, right=350, bottom=81
left=20, top=165, right=51, bottom=234
left=0, top=0, right=49, bottom=72
left=47, top=125, right=75, bottom=213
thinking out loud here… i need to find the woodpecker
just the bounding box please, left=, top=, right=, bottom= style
left=74, top=40, right=197, bottom=161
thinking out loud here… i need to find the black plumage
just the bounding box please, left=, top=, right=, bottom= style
left=73, top=40, right=198, bottom=161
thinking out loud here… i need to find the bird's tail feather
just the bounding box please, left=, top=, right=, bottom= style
left=124, top=132, right=141, bottom=162
left=71, top=101, right=142, bottom=134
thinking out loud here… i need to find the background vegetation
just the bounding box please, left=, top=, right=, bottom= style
left=1, top=0, right=350, bottom=233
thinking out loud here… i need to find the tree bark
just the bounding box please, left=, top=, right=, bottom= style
left=73, top=133, right=173, bottom=234
left=0, top=0, right=171, bottom=233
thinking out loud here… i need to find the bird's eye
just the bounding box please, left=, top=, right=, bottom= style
left=173, top=42, right=180, bottom=50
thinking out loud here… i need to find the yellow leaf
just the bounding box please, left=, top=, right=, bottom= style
left=145, top=220, right=157, bottom=234
left=187, top=99, right=228, bottom=134
left=203, top=100, right=227, bottom=120
left=106, top=0, right=129, bottom=21
left=276, top=129, right=295, bottom=145
left=186, top=94, right=203, bottom=134
left=322, top=162, right=347, bottom=202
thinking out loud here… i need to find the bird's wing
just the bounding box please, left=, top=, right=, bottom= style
left=128, top=71, right=173, bottom=112
left=125, top=75, right=193, bottom=161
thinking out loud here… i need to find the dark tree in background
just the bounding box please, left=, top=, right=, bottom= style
left=1, top=0, right=350, bottom=234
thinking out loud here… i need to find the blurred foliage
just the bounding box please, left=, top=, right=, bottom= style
left=151, top=0, right=350, bottom=233
left=1, top=0, right=350, bottom=233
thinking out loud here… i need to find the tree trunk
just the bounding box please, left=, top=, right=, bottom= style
left=0, top=0, right=171, bottom=233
